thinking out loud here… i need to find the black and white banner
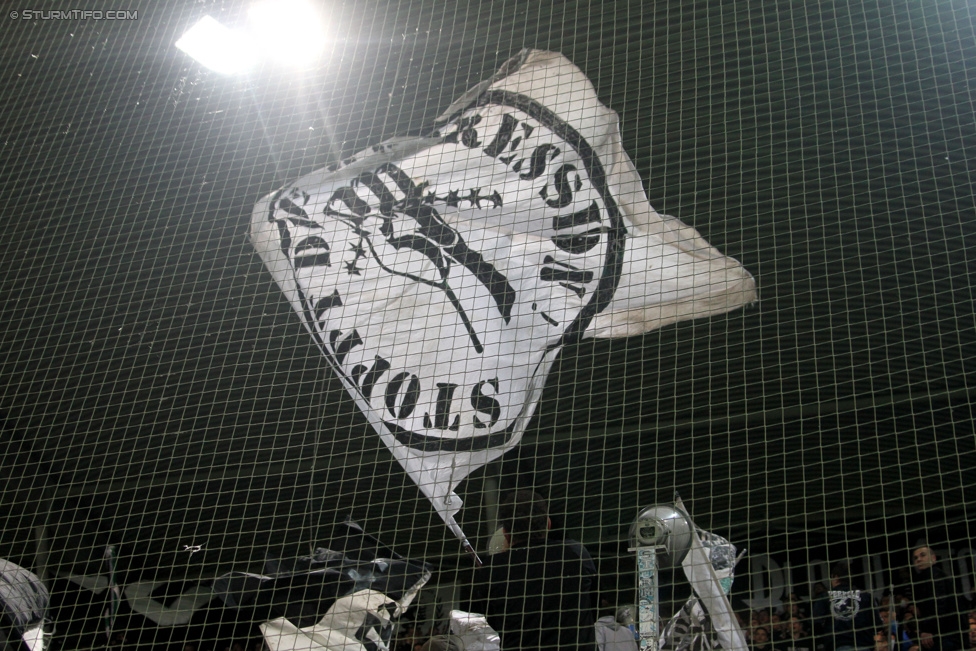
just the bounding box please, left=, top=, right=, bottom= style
left=251, top=50, right=756, bottom=548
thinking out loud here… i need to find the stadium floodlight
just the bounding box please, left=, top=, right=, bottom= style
left=248, top=0, right=328, bottom=68
left=175, top=15, right=258, bottom=75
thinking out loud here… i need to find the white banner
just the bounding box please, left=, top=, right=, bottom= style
left=250, top=50, right=756, bottom=551
left=260, top=589, right=395, bottom=651
left=676, top=498, right=748, bottom=651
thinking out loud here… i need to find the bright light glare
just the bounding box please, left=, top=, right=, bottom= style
left=175, top=16, right=257, bottom=75
left=248, top=0, right=328, bottom=67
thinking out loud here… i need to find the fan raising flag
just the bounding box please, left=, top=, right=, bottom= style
left=250, top=50, right=756, bottom=558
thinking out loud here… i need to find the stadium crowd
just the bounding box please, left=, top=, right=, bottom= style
left=741, top=547, right=975, bottom=651
left=38, top=543, right=974, bottom=651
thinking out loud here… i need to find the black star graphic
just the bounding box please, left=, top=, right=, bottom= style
left=344, top=260, right=362, bottom=276
left=349, top=239, right=367, bottom=259
left=464, top=188, right=484, bottom=206
left=442, top=189, right=462, bottom=207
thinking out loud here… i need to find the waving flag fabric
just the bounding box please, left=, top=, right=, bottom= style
left=668, top=497, right=748, bottom=651
left=250, top=49, right=756, bottom=554
left=0, top=559, right=49, bottom=651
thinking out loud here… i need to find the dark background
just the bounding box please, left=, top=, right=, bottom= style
left=1, top=0, right=974, bottom=624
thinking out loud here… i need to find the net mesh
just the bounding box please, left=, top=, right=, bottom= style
left=0, top=1, right=974, bottom=650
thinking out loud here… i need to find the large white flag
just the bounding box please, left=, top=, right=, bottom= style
left=250, top=50, right=756, bottom=556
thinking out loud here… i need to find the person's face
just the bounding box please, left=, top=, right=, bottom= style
left=880, top=610, right=891, bottom=624
left=913, top=547, right=937, bottom=572
left=967, top=617, right=976, bottom=646
left=903, top=605, right=915, bottom=621
left=754, top=628, right=769, bottom=644
left=792, top=620, right=804, bottom=636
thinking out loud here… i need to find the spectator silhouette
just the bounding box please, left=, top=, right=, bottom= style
left=910, top=545, right=960, bottom=651
left=468, top=489, right=598, bottom=651
left=812, top=562, right=874, bottom=651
